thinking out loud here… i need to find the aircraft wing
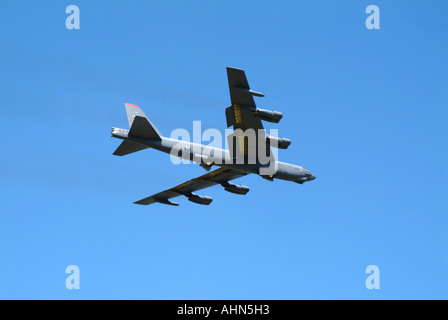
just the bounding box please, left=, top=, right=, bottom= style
left=225, top=67, right=275, bottom=163
left=225, top=67, right=265, bottom=133
left=134, top=167, right=248, bottom=206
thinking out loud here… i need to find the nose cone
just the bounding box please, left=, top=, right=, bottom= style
left=301, top=169, right=316, bottom=183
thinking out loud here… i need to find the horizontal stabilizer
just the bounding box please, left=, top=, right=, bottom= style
left=129, top=116, right=162, bottom=140
left=113, top=140, right=148, bottom=156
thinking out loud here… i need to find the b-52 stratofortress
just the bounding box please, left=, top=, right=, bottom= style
left=111, top=67, right=315, bottom=206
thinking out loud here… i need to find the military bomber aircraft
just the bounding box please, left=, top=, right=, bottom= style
left=111, top=67, right=315, bottom=206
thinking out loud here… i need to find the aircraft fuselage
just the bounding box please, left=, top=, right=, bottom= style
left=112, top=127, right=315, bottom=184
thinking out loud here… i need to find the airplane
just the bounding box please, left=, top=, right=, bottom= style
left=111, top=67, right=316, bottom=206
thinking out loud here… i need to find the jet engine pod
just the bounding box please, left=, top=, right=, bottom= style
left=223, top=183, right=250, bottom=195
left=266, top=135, right=291, bottom=149
left=188, top=193, right=213, bottom=205
left=255, top=108, right=283, bottom=123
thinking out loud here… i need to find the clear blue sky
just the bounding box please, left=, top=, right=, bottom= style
left=1, top=0, right=447, bottom=299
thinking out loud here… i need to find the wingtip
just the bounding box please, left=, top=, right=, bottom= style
left=227, top=66, right=244, bottom=72
left=133, top=200, right=180, bottom=206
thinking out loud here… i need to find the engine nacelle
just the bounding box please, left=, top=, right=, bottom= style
left=255, top=108, right=283, bottom=123
left=266, top=135, right=291, bottom=149
left=223, top=183, right=250, bottom=195
left=188, top=194, right=213, bottom=205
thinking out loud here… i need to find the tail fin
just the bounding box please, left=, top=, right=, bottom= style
left=125, top=103, right=162, bottom=140
left=113, top=140, right=148, bottom=156
left=112, top=104, right=162, bottom=156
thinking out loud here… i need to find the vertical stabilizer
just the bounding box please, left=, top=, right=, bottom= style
left=125, top=103, right=162, bottom=140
